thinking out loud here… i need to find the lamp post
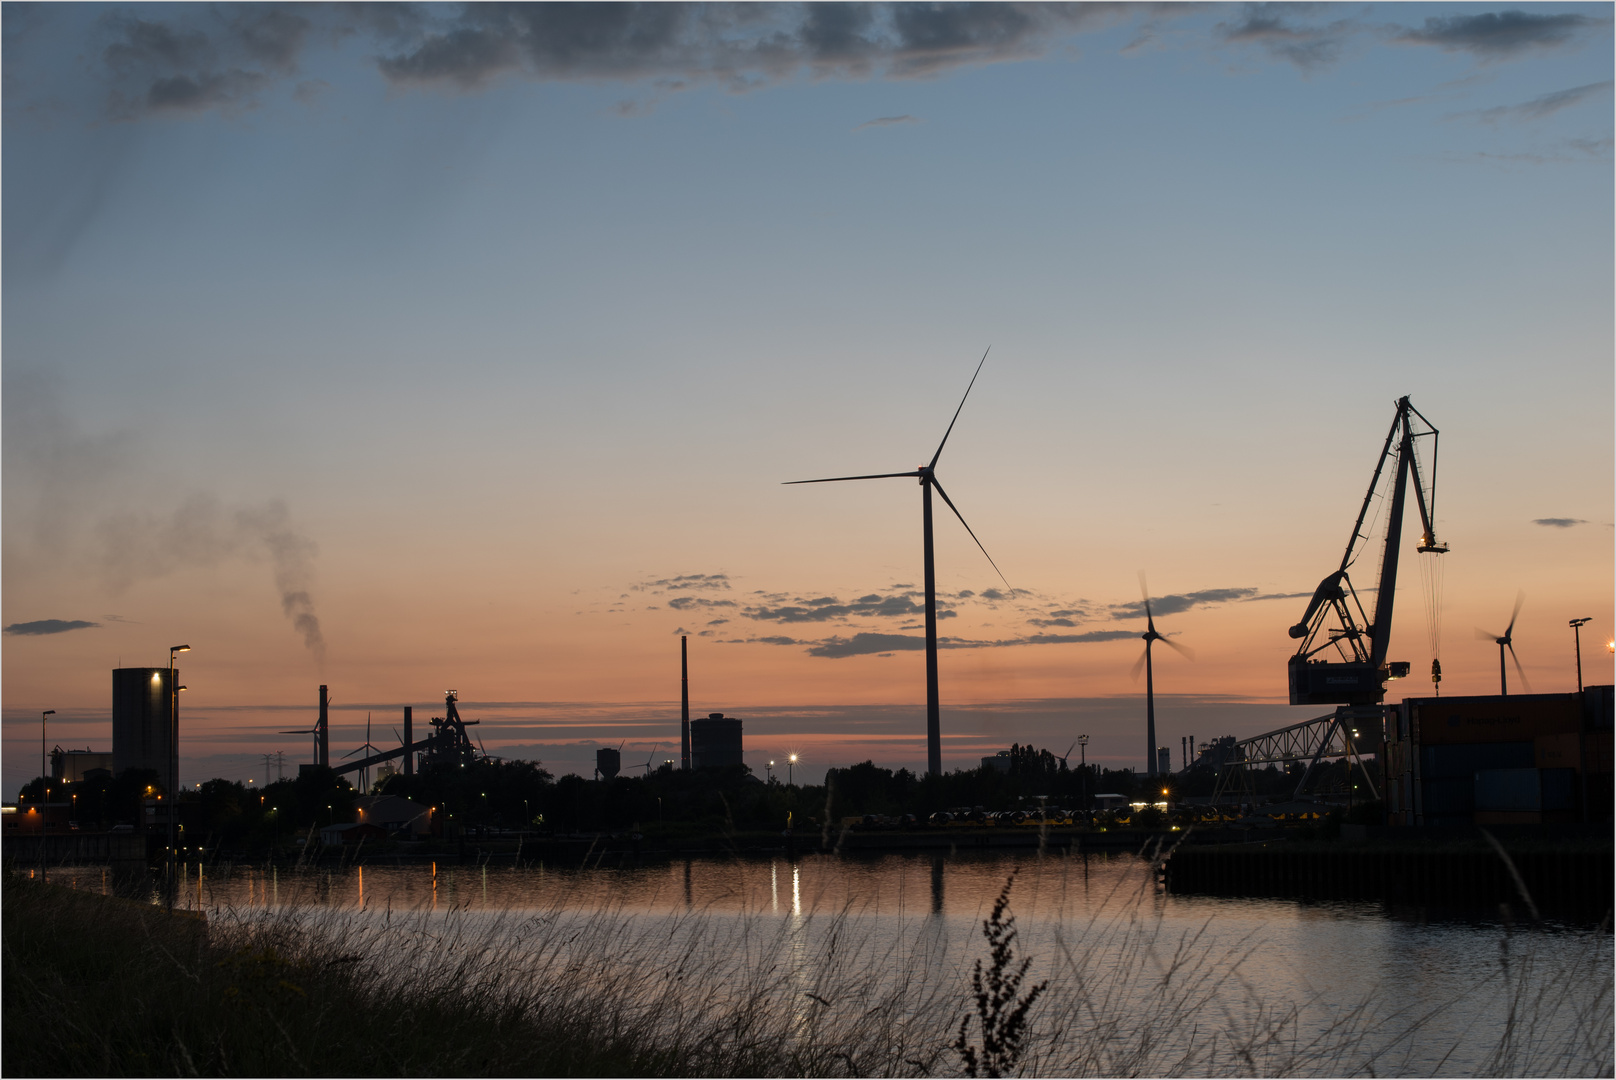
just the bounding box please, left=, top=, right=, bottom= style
left=1570, top=618, right=1593, bottom=692
left=167, top=645, right=189, bottom=906
left=1077, top=734, right=1090, bottom=821
left=788, top=753, right=797, bottom=787
left=766, top=760, right=775, bottom=784
left=40, top=710, right=55, bottom=803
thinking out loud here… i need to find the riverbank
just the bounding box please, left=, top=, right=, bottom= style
left=0, top=875, right=702, bottom=1077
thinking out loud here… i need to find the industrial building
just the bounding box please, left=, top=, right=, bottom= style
left=690, top=713, right=743, bottom=769
left=1385, top=686, right=1613, bottom=826
left=111, top=667, right=176, bottom=779
left=51, top=748, right=114, bottom=783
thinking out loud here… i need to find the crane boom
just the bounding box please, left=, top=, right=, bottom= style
left=1287, top=396, right=1446, bottom=706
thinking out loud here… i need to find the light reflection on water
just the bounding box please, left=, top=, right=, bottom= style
left=30, top=852, right=1613, bottom=1077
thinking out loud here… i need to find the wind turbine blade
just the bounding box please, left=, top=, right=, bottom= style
left=784, top=471, right=920, bottom=485
left=1161, top=636, right=1196, bottom=661
left=1061, top=741, right=1076, bottom=763
left=1506, top=590, right=1525, bottom=637
left=1130, top=647, right=1148, bottom=682
left=930, top=477, right=1011, bottom=592
left=1476, top=627, right=1501, bottom=642
left=1508, top=642, right=1531, bottom=693
left=930, top=347, right=991, bottom=469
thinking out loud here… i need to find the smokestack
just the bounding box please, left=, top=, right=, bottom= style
left=681, top=636, right=690, bottom=771
left=403, top=705, right=413, bottom=776
left=318, top=685, right=329, bottom=768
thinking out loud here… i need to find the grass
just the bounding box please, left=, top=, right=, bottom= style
left=4, top=855, right=1611, bottom=1077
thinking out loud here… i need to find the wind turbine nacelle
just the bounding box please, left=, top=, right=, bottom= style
left=1287, top=657, right=1385, bottom=707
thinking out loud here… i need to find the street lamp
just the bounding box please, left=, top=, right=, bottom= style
left=167, top=645, right=189, bottom=907
left=1077, top=734, right=1090, bottom=819
left=1570, top=618, right=1593, bottom=692
left=40, top=710, right=55, bottom=804
left=788, top=753, right=798, bottom=787
left=767, top=760, right=775, bottom=784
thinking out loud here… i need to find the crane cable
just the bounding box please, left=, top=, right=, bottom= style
left=1410, top=436, right=1445, bottom=692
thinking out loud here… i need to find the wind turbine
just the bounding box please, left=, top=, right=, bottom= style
left=631, top=743, right=661, bottom=775
left=343, top=712, right=383, bottom=791
left=1130, top=574, right=1194, bottom=778
left=786, top=348, right=1009, bottom=777
left=1478, top=592, right=1530, bottom=696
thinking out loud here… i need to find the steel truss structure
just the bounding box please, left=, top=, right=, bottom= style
left=1212, top=705, right=1387, bottom=805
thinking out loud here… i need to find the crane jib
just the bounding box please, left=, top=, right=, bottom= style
left=1288, top=397, right=1447, bottom=708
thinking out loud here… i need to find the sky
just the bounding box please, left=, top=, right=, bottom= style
left=3, top=2, right=1612, bottom=795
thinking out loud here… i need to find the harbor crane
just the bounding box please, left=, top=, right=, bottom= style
left=1287, top=396, right=1447, bottom=707
left=1211, top=397, right=1449, bottom=806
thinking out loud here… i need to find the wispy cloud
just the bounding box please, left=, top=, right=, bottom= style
left=1447, top=81, right=1613, bottom=125
left=1109, top=587, right=1259, bottom=620
left=1216, top=5, right=1362, bottom=71
left=854, top=114, right=920, bottom=130
left=3, top=618, right=100, bottom=636
left=1533, top=517, right=1588, bottom=528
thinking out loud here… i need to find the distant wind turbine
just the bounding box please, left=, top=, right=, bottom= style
left=1131, top=574, right=1194, bottom=778
left=1477, top=591, right=1530, bottom=696
left=786, top=348, right=1009, bottom=777
left=343, top=712, right=382, bottom=791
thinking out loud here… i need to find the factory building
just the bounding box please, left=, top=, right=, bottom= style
left=112, top=667, right=176, bottom=779
left=1385, top=686, right=1613, bottom=826
left=690, top=713, right=743, bottom=769
left=51, top=749, right=114, bottom=783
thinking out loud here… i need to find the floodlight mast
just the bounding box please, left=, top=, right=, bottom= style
left=1287, top=396, right=1446, bottom=706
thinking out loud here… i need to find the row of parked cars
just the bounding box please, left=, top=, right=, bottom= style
left=849, top=807, right=1091, bottom=830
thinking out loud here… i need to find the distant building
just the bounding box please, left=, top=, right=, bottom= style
left=690, top=713, right=742, bottom=769
left=1156, top=747, right=1171, bottom=776
left=112, top=667, right=175, bottom=779
left=352, top=795, right=430, bottom=836
left=51, top=749, right=114, bottom=783
left=596, top=747, right=621, bottom=780
left=981, top=751, right=1012, bottom=773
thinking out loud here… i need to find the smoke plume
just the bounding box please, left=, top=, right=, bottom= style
left=96, top=494, right=326, bottom=663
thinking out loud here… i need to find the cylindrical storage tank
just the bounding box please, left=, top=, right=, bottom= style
left=690, top=713, right=743, bottom=769
left=596, top=747, right=621, bottom=780
left=112, top=667, right=173, bottom=780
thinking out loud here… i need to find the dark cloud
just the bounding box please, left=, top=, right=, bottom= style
left=1110, top=587, right=1258, bottom=620
left=1217, top=5, right=1359, bottom=70
left=1533, top=517, right=1588, bottom=528
left=96, top=7, right=314, bottom=119
left=1452, top=81, right=1613, bottom=125
left=809, top=632, right=928, bottom=658
left=1392, top=10, right=1608, bottom=57
left=743, top=591, right=953, bottom=623
left=667, top=596, right=737, bottom=610
left=634, top=573, right=732, bottom=592
left=4, top=619, right=100, bottom=636
left=742, top=626, right=1142, bottom=658
left=374, top=3, right=1103, bottom=93
left=1022, top=630, right=1138, bottom=646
